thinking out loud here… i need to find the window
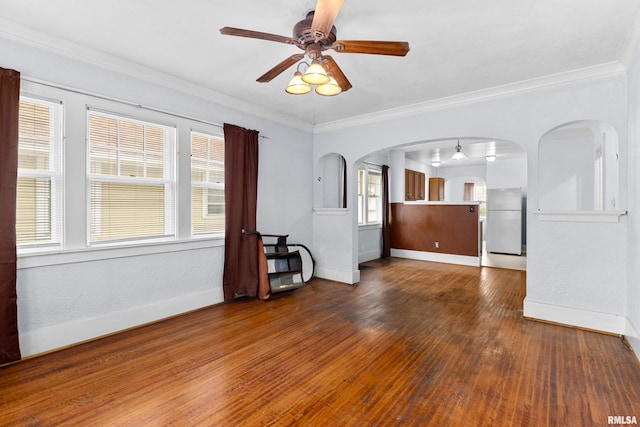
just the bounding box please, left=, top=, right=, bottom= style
left=463, top=183, right=474, bottom=201
left=358, top=164, right=382, bottom=225
left=191, top=131, right=225, bottom=235
left=87, top=110, right=176, bottom=244
left=16, top=96, right=63, bottom=250
left=474, top=184, right=487, bottom=217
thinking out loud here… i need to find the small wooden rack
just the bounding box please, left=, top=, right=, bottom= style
left=261, top=234, right=305, bottom=293
left=244, top=231, right=307, bottom=294
left=264, top=249, right=304, bottom=293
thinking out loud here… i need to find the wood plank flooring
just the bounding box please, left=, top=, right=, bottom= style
left=1, top=258, right=639, bottom=426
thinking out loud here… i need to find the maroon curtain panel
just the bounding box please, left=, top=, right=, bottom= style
left=222, top=123, right=260, bottom=301
left=381, top=165, right=391, bottom=258
left=0, top=67, right=21, bottom=364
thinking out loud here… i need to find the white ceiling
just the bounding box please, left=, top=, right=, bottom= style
left=1, top=0, right=639, bottom=133
left=403, top=138, right=525, bottom=168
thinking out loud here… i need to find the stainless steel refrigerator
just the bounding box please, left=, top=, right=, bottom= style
left=486, top=188, right=522, bottom=255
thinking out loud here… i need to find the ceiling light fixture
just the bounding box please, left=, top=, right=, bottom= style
left=286, top=57, right=343, bottom=96
left=285, top=69, right=312, bottom=95
left=315, top=74, right=342, bottom=96
left=450, top=140, right=467, bottom=161
left=431, top=160, right=441, bottom=167
left=302, top=59, right=330, bottom=85
left=486, top=153, right=497, bottom=162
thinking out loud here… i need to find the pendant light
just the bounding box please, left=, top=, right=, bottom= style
left=450, top=140, right=467, bottom=161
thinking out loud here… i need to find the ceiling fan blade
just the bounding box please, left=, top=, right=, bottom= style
left=220, top=27, right=298, bottom=46
left=256, top=54, right=305, bottom=83
left=323, top=56, right=352, bottom=92
left=331, top=40, right=410, bottom=56
left=311, top=0, right=344, bottom=39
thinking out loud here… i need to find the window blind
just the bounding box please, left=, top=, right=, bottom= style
left=191, top=131, right=225, bottom=235
left=367, top=169, right=382, bottom=223
left=87, top=111, right=175, bottom=243
left=16, top=98, right=61, bottom=247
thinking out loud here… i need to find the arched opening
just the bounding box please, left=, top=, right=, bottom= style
left=356, top=138, right=527, bottom=267
left=316, top=153, right=347, bottom=209
left=538, top=121, right=619, bottom=212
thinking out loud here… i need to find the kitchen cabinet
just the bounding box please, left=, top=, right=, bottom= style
left=405, top=169, right=425, bottom=201
left=429, top=177, right=444, bottom=201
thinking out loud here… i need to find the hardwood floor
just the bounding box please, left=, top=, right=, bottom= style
left=2, top=258, right=639, bottom=426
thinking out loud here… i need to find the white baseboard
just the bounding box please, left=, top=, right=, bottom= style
left=390, top=249, right=481, bottom=267
left=358, top=250, right=381, bottom=264
left=314, top=266, right=360, bottom=284
left=523, top=298, right=626, bottom=335
left=19, top=289, right=222, bottom=357
left=625, top=318, right=640, bottom=360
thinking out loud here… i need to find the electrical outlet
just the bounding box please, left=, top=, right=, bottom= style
left=434, top=242, right=440, bottom=249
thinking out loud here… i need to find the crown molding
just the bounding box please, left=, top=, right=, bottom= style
left=620, top=7, right=640, bottom=69
left=0, top=17, right=314, bottom=133
left=0, top=17, right=628, bottom=135
left=314, top=61, right=626, bottom=133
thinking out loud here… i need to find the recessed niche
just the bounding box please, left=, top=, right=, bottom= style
left=538, top=121, right=619, bottom=213
left=316, top=153, right=347, bottom=209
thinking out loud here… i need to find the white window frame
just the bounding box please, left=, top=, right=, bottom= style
left=16, top=95, right=64, bottom=252
left=191, top=130, right=225, bottom=236
left=474, top=184, right=487, bottom=218
left=86, top=108, right=176, bottom=246
left=16, top=79, right=230, bottom=269
left=358, top=164, right=383, bottom=226
left=201, top=188, right=225, bottom=218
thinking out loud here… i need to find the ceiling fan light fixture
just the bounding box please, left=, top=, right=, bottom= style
left=285, top=71, right=312, bottom=94
left=220, top=3, right=410, bottom=96
left=315, top=75, right=342, bottom=96
left=450, top=141, right=467, bottom=161
left=301, top=59, right=330, bottom=85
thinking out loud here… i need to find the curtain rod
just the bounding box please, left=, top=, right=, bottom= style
left=362, top=161, right=384, bottom=167
left=20, top=76, right=269, bottom=139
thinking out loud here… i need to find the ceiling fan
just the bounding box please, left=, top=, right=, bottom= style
left=219, top=0, right=410, bottom=95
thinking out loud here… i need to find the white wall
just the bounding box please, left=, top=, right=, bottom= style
left=405, top=158, right=430, bottom=175
left=486, top=157, right=528, bottom=193
left=2, top=37, right=314, bottom=356
left=437, top=164, right=487, bottom=201
left=389, top=150, right=406, bottom=203
left=18, top=245, right=224, bottom=355
left=539, top=126, right=595, bottom=210
left=313, top=71, right=630, bottom=339
left=625, top=43, right=640, bottom=356
left=358, top=227, right=381, bottom=263
left=444, top=176, right=485, bottom=202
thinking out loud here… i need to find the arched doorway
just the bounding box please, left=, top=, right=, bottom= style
left=355, top=138, right=527, bottom=269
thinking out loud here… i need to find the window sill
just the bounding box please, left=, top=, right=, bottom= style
left=359, top=223, right=382, bottom=231
left=313, top=208, right=348, bottom=216
left=535, top=210, right=627, bottom=223
left=17, top=237, right=225, bottom=269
